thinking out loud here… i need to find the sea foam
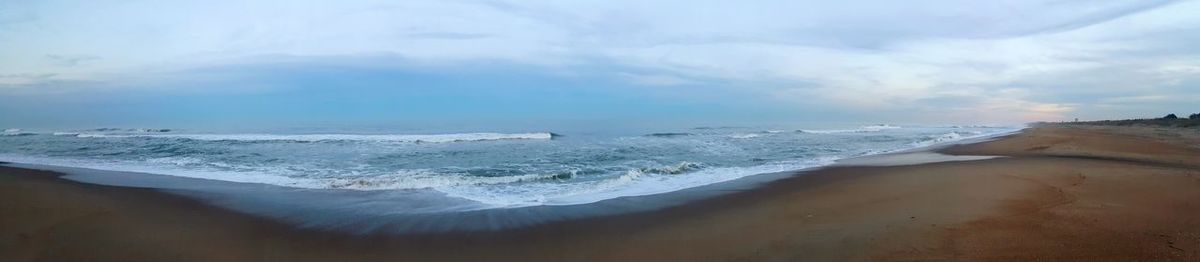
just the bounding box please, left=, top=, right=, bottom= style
left=2, top=129, right=34, bottom=136
left=73, top=132, right=554, bottom=143
left=798, top=124, right=902, bottom=134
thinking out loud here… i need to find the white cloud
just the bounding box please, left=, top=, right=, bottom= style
left=0, top=0, right=1196, bottom=122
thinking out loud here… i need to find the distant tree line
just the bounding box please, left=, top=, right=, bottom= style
left=1050, top=113, right=1200, bottom=128
left=1162, top=113, right=1200, bottom=120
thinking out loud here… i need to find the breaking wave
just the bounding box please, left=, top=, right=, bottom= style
left=729, top=133, right=761, bottom=139
left=87, top=128, right=172, bottom=133
left=71, top=132, right=554, bottom=143
left=645, top=132, right=696, bottom=137
left=327, top=170, right=570, bottom=190
left=798, top=124, right=902, bottom=134
left=908, top=131, right=988, bottom=147
left=2, top=129, right=34, bottom=136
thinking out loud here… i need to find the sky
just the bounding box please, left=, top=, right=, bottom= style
left=1, top=0, right=1198, bottom=130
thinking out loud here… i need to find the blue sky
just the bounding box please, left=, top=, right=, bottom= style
left=1, top=0, right=1198, bottom=129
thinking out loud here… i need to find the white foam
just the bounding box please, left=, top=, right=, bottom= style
left=2, top=129, right=34, bottom=136
left=800, top=124, right=902, bottom=134
left=145, top=156, right=205, bottom=166
left=435, top=158, right=840, bottom=207
left=862, top=124, right=902, bottom=130
left=73, top=132, right=554, bottom=143
left=798, top=129, right=858, bottom=134
left=729, top=133, right=761, bottom=139
left=908, top=132, right=966, bottom=147
left=945, top=125, right=1014, bottom=129
left=836, top=152, right=999, bottom=167
left=0, top=154, right=316, bottom=187
left=326, top=169, right=563, bottom=190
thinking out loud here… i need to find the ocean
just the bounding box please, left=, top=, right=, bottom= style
left=0, top=124, right=1019, bottom=214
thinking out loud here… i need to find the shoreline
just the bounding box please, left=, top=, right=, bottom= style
left=3, top=125, right=1199, bottom=260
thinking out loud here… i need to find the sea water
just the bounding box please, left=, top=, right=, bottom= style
left=0, top=124, right=1019, bottom=213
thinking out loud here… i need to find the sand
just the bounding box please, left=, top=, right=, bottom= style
left=2, top=124, right=1198, bottom=261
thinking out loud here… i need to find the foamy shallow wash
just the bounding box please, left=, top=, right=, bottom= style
left=0, top=125, right=1018, bottom=211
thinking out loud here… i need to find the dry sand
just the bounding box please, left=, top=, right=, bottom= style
left=2, top=124, right=1198, bottom=261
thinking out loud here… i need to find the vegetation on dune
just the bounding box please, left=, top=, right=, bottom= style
left=1048, top=113, right=1200, bottom=128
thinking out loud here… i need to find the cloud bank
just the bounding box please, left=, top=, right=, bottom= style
left=1, top=0, right=1197, bottom=126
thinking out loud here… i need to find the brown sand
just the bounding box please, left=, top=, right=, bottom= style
left=1, top=125, right=1198, bottom=261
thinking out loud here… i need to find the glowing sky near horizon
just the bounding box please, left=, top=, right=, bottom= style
left=1, top=0, right=1198, bottom=128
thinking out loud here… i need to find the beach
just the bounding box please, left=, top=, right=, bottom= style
left=2, top=124, right=1199, bottom=261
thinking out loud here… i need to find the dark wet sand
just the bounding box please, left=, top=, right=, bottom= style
left=2, top=125, right=1199, bottom=261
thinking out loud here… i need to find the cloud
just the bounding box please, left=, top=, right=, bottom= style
left=620, top=73, right=700, bottom=87
left=400, top=32, right=491, bottom=40
left=0, top=1, right=38, bottom=26
left=0, top=73, right=56, bottom=80
left=45, top=54, right=101, bottom=67
left=0, top=0, right=1197, bottom=124
left=1099, top=95, right=1198, bottom=104
left=0, top=73, right=57, bottom=86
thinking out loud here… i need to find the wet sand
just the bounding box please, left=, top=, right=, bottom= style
left=2, top=124, right=1199, bottom=261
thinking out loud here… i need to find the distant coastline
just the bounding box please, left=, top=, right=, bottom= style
left=1053, top=113, right=1200, bottom=128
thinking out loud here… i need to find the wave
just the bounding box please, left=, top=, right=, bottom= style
left=945, top=125, right=1011, bottom=129
left=728, top=133, right=761, bottom=139
left=645, top=132, right=695, bottom=137
left=2, top=129, right=35, bottom=136
left=798, top=124, right=902, bottom=134
left=0, top=154, right=315, bottom=187
left=87, top=128, right=172, bottom=133
left=332, top=162, right=706, bottom=197
left=636, top=161, right=704, bottom=175
left=327, top=169, right=570, bottom=190
left=71, top=132, right=554, bottom=143
left=145, top=156, right=206, bottom=166
left=44, top=128, right=171, bottom=137
left=691, top=126, right=741, bottom=130
left=488, top=158, right=838, bottom=207
left=908, top=131, right=988, bottom=147
left=863, top=124, right=901, bottom=130
left=433, top=159, right=824, bottom=207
